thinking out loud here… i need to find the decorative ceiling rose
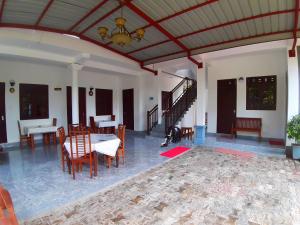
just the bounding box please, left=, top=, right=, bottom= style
left=97, top=2, right=145, bottom=46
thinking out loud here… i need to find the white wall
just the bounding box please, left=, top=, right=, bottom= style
left=1, top=58, right=148, bottom=143
left=2, top=59, right=68, bottom=143
left=207, top=49, right=287, bottom=139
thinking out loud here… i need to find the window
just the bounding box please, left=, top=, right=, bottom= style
left=19, top=83, right=49, bottom=120
left=246, top=75, right=276, bottom=110
left=95, top=89, right=113, bottom=115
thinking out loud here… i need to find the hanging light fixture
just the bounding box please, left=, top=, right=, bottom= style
left=97, top=1, right=145, bottom=46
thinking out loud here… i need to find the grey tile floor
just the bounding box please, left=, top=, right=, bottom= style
left=0, top=132, right=285, bottom=222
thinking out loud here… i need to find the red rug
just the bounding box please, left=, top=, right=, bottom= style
left=215, top=148, right=255, bottom=159
left=160, top=146, right=190, bottom=158
left=269, top=139, right=284, bottom=146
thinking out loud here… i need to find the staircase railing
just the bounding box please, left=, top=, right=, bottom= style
left=165, top=79, right=197, bottom=133
left=147, top=104, right=158, bottom=135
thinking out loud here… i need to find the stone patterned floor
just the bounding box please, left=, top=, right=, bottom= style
left=23, top=147, right=300, bottom=225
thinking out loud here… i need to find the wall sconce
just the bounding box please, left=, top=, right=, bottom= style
left=9, top=80, right=15, bottom=93
left=89, top=87, right=94, bottom=96
left=238, top=77, right=244, bottom=82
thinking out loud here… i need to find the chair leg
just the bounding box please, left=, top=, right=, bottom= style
left=106, top=156, right=111, bottom=168
left=67, top=158, right=71, bottom=174
left=72, top=160, right=75, bottom=180
left=94, top=152, right=98, bottom=176
left=61, top=152, right=65, bottom=172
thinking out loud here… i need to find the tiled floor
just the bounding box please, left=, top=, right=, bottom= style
left=0, top=132, right=285, bottom=222
left=25, top=147, right=299, bottom=225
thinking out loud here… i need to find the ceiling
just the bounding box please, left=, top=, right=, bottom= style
left=0, top=0, right=298, bottom=66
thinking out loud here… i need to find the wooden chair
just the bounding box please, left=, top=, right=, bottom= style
left=57, top=127, right=71, bottom=174
left=0, top=186, right=18, bottom=225
left=117, top=124, right=126, bottom=163
left=69, top=129, right=97, bottom=179
left=89, top=116, right=101, bottom=134
left=44, top=118, right=57, bottom=145
left=105, top=124, right=125, bottom=168
left=68, top=123, right=84, bottom=134
left=17, top=121, right=31, bottom=148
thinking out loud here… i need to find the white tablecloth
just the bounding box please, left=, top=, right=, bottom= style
left=64, top=134, right=120, bottom=157
left=24, top=125, right=58, bottom=136
left=97, top=120, right=117, bottom=128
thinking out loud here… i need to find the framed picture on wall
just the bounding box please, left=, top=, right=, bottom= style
left=246, top=75, right=277, bottom=110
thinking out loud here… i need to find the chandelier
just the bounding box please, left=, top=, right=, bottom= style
left=97, top=3, right=145, bottom=46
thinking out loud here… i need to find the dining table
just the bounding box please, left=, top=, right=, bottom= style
left=64, top=133, right=121, bottom=169
left=24, top=125, right=58, bottom=148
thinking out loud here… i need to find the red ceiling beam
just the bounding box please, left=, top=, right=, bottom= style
left=140, top=62, right=157, bottom=75
left=68, top=0, right=109, bottom=32
left=124, top=1, right=200, bottom=67
left=143, top=29, right=294, bottom=63
left=0, top=0, right=6, bottom=22
left=106, top=0, right=218, bottom=46
left=79, top=0, right=133, bottom=35
left=188, top=55, right=203, bottom=68
left=128, top=9, right=294, bottom=55
left=289, top=0, right=300, bottom=57
left=35, top=0, right=54, bottom=26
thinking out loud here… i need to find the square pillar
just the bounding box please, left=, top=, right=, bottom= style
left=195, top=63, right=207, bottom=145
left=287, top=47, right=300, bottom=146
left=68, top=63, right=83, bottom=124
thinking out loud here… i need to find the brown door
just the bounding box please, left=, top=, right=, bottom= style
left=0, top=83, right=7, bottom=143
left=95, top=89, right=113, bottom=115
left=123, top=89, right=134, bottom=130
left=162, top=91, right=172, bottom=111
left=78, top=87, right=86, bottom=126
left=217, top=79, right=237, bottom=134
left=66, top=86, right=86, bottom=126
left=67, top=86, right=72, bottom=125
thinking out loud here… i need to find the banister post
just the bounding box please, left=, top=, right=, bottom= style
left=147, top=110, right=150, bottom=135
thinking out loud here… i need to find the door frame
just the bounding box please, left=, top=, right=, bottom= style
left=217, top=78, right=237, bottom=134
left=0, top=82, right=7, bottom=143
left=66, top=86, right=87, bottom=126
left=122, top=88, right=134, bottom=130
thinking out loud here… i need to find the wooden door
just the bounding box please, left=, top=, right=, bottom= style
left=122, top=89, right=134, bottom=130
left=162, top=91, right=172, bottom=111
left=95, top=89, right=113, bottom=115
left=67, top=86, right=72, bottom=125
left=217, top=79, right=237, bottom=134
left=66, top=86, right=86, bottom=126
left=0, top=83, right=7, bottom=143
left=78, top=87, right=86, bottom=126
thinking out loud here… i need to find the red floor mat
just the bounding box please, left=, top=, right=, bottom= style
left=269, top=139, right=284, bottom=146
left=160, top=146, right=190, bottom=158
left=215, top=148, right=256, bottom=159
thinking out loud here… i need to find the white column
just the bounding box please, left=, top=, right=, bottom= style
left=196, top=63, right=207, bottom=126
left=287, top=47, right=300, bottom=146
left=68, top=63, right=83, bottom=124
left=194, top=62, right=207, bottom=145
left=156, top=69, right=163, bottom=124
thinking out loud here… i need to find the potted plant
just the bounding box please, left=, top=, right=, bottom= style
left=287, top=114, right=300, bottom=159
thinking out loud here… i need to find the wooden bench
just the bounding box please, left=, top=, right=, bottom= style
left=231, top=117, right=262, bottom=141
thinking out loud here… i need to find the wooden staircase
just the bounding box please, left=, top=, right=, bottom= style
left=147, top=78, right=197, bottom=136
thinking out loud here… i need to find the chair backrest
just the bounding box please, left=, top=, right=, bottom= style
left=57, top=127, right=66, bottom=146
left=111, top=115, right=115, bottom=121
left=0, top=186, right=18, bottom=225
left=69, top=129, right=92, bottom=160
left=118, top=124, right=126, bottom=148
left=68, top=123, right=84, bottom=134
left=17, top=121, right=22, bottom=136
left=52, top=118, right=57, bottom=126
left=89, top=117, right=96, bottom=132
